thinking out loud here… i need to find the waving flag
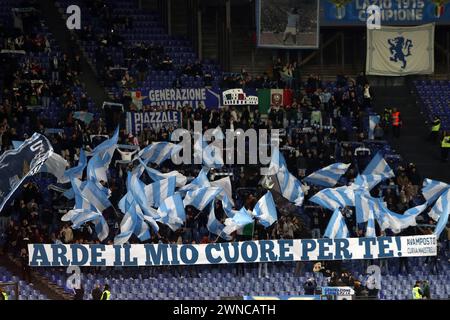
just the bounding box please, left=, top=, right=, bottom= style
left=223, top=207, right=254, bottom=235
left=264, top=147, right=287, bottom=176
left=39, top=152, right=69, bottom=183
left=276, top=167, right=305, bottom=206
left=421, top=178, right=450, bottom=204
left=128, top=168, right=159, bottom=219
left=87, top=127, right=119, bottom=183
left=194, top=130, right=224, bottom=169
left=362, top=152, right=394, bottom=178
left=324, top=208, right=350, bottom=239
left=63, top=177, right=109, bottom=241
left=206, top=202, right=231, bottom=240
left=369, top=115, right=380, bottom=140
left=144, top=176, right=176, bottom=208
left=63, top=149, right=87, bottom=182
left=0, top=133, right=53, bottom=212
left=354, top=174, right=386, bottom=191
left=253, top=192, right=278, bottom=228
left=376, top=201, right=428, bottom=234
left=210, top=176, right=234, bottom=205
left=427, top=188, right=450, bottom=236
left=138, top=142, right=181, bottom=165
left=355, top=191, right=376, bottom=223
left=366, top=211, right=377, bottom=237
left=141, top=160, right=187, bottom=187
left=303, top=163, right=350, bottom=187
left=310, top=188, right=348, bottom=211
left=179, top=168, right=211, bottom=193
left=157, top=193, right=186, bottom=231
left=183, top=187, right=222, bottom=211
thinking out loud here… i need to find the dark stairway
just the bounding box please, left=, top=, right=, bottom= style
left=372, top=84, right=450, bottom=183
left=38, top=0, right=109, bottom=108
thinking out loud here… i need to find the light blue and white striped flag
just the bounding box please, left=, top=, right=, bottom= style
left=303, top=163, right=350, bottom=187
left=63, top=149, right=87, bottom=182
left=138, top=142, right=181, bottom=165
left=362, top=152, right=394, bottom=178
left=376, top=201, right=428, bottom=234
left=276, top=167, right=305, bottom=206
left=323, top=208, right=350, bottom=239
left=366, top=211, right=377, bottom=237
left=210, top=176, right=234, bottom=206
left=253, top=192, right=278, bottom=228
left=128, top=168, right=159, bottom=219
left=144, top=176, right=176, bottom=208
left=354, top=174, right=386, bottom=191
left=207, top=202, right=232, bottom=240
left=309, top=187, right=350, bottom=211
left=265, top=147, right=288, bottom=176
left=157, top=193, right=186, bottom=231
left=87, top=127, right=119, bottom=183
left=223, top=207, right=254, bottom=235
left=194, top=131, right=224, bottom=169
left=140, top=159, right=187, bottom=187
left=421, top=178, right=450, bottom=204
left=427, top=188, right=450, bottom=236
left=183, top=187, right=222, bottom=211
left=179, top=168, right=211, bottom=193
left=368, top=115, right=380, bottom=140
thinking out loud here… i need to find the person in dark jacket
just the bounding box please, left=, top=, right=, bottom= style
left=91, top=285, right=102, bottom=300
left=303, top=278, right=317, bottom=295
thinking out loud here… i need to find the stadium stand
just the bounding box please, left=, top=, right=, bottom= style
left=0, top=0, right=449, bottom=302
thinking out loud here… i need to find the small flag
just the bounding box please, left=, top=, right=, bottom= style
left=324, top=208, right=350, bottom=239
left=303, top=163, right=350, bottom=187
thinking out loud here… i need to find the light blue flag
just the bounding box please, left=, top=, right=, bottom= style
left=128, top=168, right=159, bottom=219
left=354, top=191, right=375, bottom=224
left=266, top=147, right=288, bottom=175
left=87, top=127, right=119, bottom=183
left=324, top=208, right=350, bottom=239
left=421, top=178, right=450, bottom=204
left=362, top=152, right=394, bottom=178
left=73, top=111, right=94, bottom=125
left=428, top=188, right=450, bottom=237
left=369, top=115, right=380, bottom=140
left=354, top=174, right=386, bottom=191
left=375, top=201, right=428, bottom=234
left=138, top=142, right=181, bottom=165
left=140, top=159, right=187, bottom=187
left=366, top=211, right=377, bottom=237
left=183, top=186, right=222, bottom=211
left=193, top=131, right=224, bottom=169
left=82, top=180, right=112, bottom=212
left=144, top=176, right=176, bottom=208
left=310, top=187, right=348, bottom=211
left=253, top=192, right=278, bottom=228
left=303, top=163, right=350, bottom=187
left=220, top=193, right=235, bottom=217
left=276, top=167, right=304, bottom=206
left=157, top=193, right=186, bottom=231
left=64, top=149, right=87, bottom=182
left=179, top=168, right=211, bottom=193
left=207, top=202, right=232, bottom=240
left=223, top=207, right=254, bottom=235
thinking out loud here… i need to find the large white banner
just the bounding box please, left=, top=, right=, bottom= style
left=366, top=23, right=434, bottom=76
left=28, top=235, right=437, bottom=267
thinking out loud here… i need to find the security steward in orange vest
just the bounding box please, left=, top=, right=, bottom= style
left=391, top=108, right=402, bottom=138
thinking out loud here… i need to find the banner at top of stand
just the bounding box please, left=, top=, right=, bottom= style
left=321, top=0, right=450, bottom=26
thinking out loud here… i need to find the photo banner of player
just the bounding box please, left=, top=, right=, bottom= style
left=28, top=235, right=437, bottom=267
left=366, top=23, right=435, bottom=76
left=256, top=0, right=320, bottom=49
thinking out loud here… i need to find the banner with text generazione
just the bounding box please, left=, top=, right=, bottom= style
left=28, top=235, right=437, bottom=267
left=145, top=88, right=221, bottom=109
left=126, top=110, right=181, bottom=135
left=321, top=0, right=450, bottom=26
left=366, top=23, right=434, bottom=76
